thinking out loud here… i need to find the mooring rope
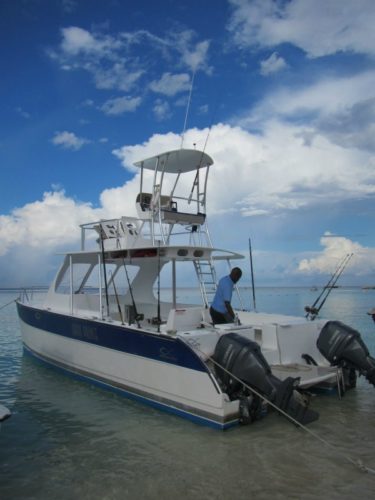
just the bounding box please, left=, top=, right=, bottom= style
left=0, top=297, right=19, bottom=311
left=195, top=345, right=375, bottom=475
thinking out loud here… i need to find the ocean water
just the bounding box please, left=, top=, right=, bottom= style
left=1, top=287, right=375, bottom=499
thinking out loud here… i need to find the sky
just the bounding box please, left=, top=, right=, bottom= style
left=1, top=0, right=375, bottom=287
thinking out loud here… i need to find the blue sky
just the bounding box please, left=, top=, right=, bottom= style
left=1, top=0, right=375, bottom=287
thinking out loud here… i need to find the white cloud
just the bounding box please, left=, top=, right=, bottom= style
left=61, top=26, right=95, bottom=54
left=253, top=71, right=375, bottom=120
left=101, top=96, right=142, bottom=115
left=181, top=40, right=211, bottom=72
left=239, top=70, right=375, bottom=152
left=152, top=99, right=172, bottom=121
left=94, top=64, right=144, bottom=92
left=51, top=27, right=143, bottom=92
left=149, top=73, right=191, bottom=97
left=60, top=26, right=121, bottom=57
left=298, top=234, right=375, bottom=277
left=50, top=26, right=211, bottom=94
left=112, top=122, right=375, bottom=219
left=198, top=104, right=209, bottom=114
left=260, top=52, right=287, bottom=76
left=99, top=178, right=140, bottom=219
left=228, top=0, right=375, bottom=57
left=0, top=191, right=101, bottom=257
left=2, top=120, right=375, bottom=285
left=112, top=131, right=181, bottom=173
left=51, top=131, right=90, bottom=150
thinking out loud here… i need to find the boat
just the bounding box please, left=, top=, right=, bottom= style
left=0, top=403, right=11, bottom=424
left=16, top=148, right=375, bottom=429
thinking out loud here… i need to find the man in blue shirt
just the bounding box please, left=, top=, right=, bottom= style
left=210, top=267, right=242, bottom=324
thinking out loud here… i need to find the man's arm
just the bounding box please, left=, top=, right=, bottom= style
left=224, top=301, right=235, bottom=321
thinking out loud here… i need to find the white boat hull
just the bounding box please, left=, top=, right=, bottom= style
left=18, top=304, right=239, bottom=429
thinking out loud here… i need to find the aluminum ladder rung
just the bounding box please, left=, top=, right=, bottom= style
left=194, top=259, right=217, bottom=308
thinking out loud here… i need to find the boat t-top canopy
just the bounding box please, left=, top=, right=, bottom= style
left=131, top=148, right=214, bottom=247
left=134, top=148, right=214, bottom=174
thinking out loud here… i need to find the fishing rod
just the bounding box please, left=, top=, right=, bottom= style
left=305, top=253, right=350, bottom=318
left=156, top=243, right=161, bottom=333
left=248, top=237, right=257, bottom=311
left=313, top=253, right=353, bottom=317
left=99, top=224, right=110, bottom=317
left=122, top=258, right=142, bottom=328
left=311, top=254, right=352, bottom=309
left=110, top=271, right=124, bottom=325
left=305, top=253, right=353, bottom=320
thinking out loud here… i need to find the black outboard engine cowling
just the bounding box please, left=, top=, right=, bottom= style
left=213, top=333, right=319, bottom=425
left=317, top=321, right=375, bottom=387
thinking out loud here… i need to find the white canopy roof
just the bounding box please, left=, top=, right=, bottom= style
left=133, top=148, right=214, bottom=173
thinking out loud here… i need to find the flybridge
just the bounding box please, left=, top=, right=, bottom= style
left=134, top=148, right=213, bottom=247
left=80, top=148, right=215, bottom=251
left=75, top=147, right=241, bottom=309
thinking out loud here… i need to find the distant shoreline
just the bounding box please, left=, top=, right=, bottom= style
left=1, top=285, right=374, bottom=292
left=0, top=286, right=49, bottom=292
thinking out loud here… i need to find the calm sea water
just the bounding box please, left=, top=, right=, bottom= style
left=1, top=287, right=375, bottom=499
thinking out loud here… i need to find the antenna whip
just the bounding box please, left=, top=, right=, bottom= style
left=180, top=69, right=196, bottom=149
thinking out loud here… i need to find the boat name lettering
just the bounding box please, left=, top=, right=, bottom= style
left=159, top=347, right=178, bottom=362
left=72, top=323, right=98, bottom=341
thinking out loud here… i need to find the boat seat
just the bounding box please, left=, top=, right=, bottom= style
left=136, top=192, right=172, bottom=211
left=94, top=220, right=126, bottom=239
left=136, top=193, right=152, bottom=211
left=161, top=210, right=206, bottom=226
left=165, top=307, right=204, bottom=332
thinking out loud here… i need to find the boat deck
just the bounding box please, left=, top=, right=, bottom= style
left=271, top=364, right=337, bottom=388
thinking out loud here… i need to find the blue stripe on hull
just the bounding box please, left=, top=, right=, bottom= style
left=23, top=344, right=239, bottom=430
left=17, top=302, right=207, bottom=372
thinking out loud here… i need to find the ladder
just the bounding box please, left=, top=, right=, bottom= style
left=194, top=259, right=217, bottom=308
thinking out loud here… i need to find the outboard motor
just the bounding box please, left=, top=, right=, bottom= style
left=317, top=321, right=375, bottom=387
left=213, top=333, right=319, bottom=425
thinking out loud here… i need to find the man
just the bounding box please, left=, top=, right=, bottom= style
left=367, top=307, right=375, bottom=323
left=210, top=267, right=242, bottom=324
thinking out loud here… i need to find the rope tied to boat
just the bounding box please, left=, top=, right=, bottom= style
left=0, top=297, right=19, bottom=311
left=200, top=347, right=375, bottom=475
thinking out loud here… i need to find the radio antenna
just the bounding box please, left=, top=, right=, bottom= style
left=180, top=69, right=196, bottom=149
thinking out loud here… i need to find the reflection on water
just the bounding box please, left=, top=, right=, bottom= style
left=1, top=289, right=375, bottom=499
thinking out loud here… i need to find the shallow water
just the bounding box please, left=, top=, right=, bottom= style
left=1, top=288, right=375, bottom=499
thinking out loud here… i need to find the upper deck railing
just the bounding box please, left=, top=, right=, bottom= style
left=80, top=148, right=215, bottom=251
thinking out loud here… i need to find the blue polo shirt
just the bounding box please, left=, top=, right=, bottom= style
left=211, top=275, right=234, bottom=314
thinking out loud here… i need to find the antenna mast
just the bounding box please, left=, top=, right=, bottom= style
left=180, top=70, right=196, bottom=149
